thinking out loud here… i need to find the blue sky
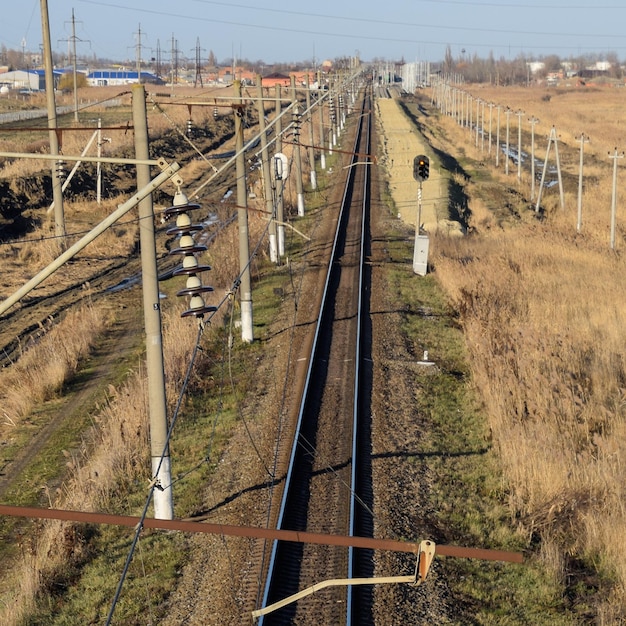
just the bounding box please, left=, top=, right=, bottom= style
left=3, top=0, right=626, bottom=66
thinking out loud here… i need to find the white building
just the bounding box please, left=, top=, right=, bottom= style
left=0, top=69, right=61, bottom=91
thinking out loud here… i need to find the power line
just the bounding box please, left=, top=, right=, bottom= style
left=78, top=0, right=626, bottom=51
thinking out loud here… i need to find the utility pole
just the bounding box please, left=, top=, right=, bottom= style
left=234, top=80, right=254, bottom=342
left=305, top=73, right=317, bottom=190
left=535, top=126, right=565, bottom=213
left=505, top=108, right=512, bottom=175
left=609, top=147, right=623, bottom=250
left=275, top=83, right=285, bottom=257
left=40, top=0, right=66, bottom=250
left=488, top=102, right=494, bottom=155
left=576, top=133, right=589, bottom=232
left=256, top=75, right=278, bottom=263
left=516, top=109, right=524, bottom=180
left=290, top=75, right=305, bottom=216
left=475, top=97, right=480, bottom=147
left=318, top=85, right=326, bottom=170
left=495, top=106, right=501, bottom=167
left=132, top=84, right=174, bottom=520
left=481, top=100, right=485, bottom=153
left=528, top=116, right=539, bottom=201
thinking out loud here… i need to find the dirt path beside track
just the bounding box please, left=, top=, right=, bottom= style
left=376, top=96, right=462, bottom=236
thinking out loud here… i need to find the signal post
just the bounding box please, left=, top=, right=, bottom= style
left=412, top=155, right=430, bottom=276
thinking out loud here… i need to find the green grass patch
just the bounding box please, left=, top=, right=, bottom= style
left=384, top=233, right=576, bottom=623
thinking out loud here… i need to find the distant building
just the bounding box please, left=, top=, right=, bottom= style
left=86, top=69, right=163, bottom=86
left=0, top=69, right=61, bottom=91
left=261, top=71, right=315, bottom=88
left=261, top=72, right=291, bottom=88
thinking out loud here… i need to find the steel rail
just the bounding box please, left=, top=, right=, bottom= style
left=258, top=86, right=370, bottom=624
left=346, top=85, right=373, bottom=625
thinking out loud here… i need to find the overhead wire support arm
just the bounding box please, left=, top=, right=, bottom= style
left=0, top=158, right=182, bottom=317
left=0, top=151, right=161, bottom=167
left=252, top=541, right=436, bottom=619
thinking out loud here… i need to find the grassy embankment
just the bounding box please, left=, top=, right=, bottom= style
left=410, top=83, right=626, bottom=622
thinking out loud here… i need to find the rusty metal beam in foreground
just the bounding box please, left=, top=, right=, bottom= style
left=0, top=504, right=523, bottom=564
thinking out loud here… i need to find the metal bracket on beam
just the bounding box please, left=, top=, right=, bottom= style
left=251, top=539, right=437, bottom=620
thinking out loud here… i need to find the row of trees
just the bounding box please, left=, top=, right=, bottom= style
left=441, top=45, right=625, bottom=85
left=0, top=42, right=332, bottom=77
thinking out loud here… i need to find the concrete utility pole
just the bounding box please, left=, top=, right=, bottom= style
left=528, top=116, right=539, bottom=201
left=234, top=80, right=254, bottom=342
left=488, top=102, right=494, bottom=155
left=481, top=100, right=485, bottom=152
left=40, top=0, right=65, bottom=250
left=535, top=126, right=565, bottom=213
left=256, top=75, right=278, bottom=263
left=516, top=110, right=524, bottom=180
left=475, top=98, right=480, bottom=147
left=132, top=84, right=174, bottom=520
left=609, top=147, right=623, bottom=250
left=290, top=75, right=305, bottom=216
left=305, top=74, right=317, bottom=190
left=318, top=85, right=326, bottom=170
left=275, top=83, right=285, bottom=257
left=495, top=106, right=501, bottom=167
left=576, top=133, right=589, bottom=232
left=505, top=108, right=512, bottom=175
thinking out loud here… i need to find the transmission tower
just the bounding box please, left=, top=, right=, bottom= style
left=193, top=37, right=205, bottom=88
left=155, top=39, right=162, bottom=81
left=59, top=9, right=90, bottom=122
left=132, top=24, right=148, bottom=84
left=170, top=34, right=180, bottom=87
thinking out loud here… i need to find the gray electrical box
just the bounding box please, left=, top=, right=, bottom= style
left=413, top=234, right=429, bottom=276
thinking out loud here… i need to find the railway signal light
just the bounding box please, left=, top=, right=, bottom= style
left=413, top=155, right=429, bottom=182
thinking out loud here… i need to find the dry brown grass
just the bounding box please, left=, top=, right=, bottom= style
left=0, top=296, right=106, bottom=426
left=428, top=84, right=626, bottom=618
left=0, top=294, right=210, bottom=626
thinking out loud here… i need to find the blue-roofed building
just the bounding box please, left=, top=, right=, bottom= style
left=86, top=69, right=163, bottom=86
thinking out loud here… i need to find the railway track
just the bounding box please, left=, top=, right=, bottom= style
left=257, top=83, right=374, bottom=625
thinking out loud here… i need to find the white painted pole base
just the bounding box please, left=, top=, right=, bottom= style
left=152, top=456, right=174, bottom=520
left=310, top=170, right=317, bottom=190
left=320, top=153, right=326, bottom=170
left=297, top=193, right=305, bottom=216
left=241, top=298, right=254, bottom=343
left=269, top=233, right=278, bottom=264
left=278, top=226, right=285, bottom=257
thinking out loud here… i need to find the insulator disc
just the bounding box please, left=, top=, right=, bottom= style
left=173, top=264, right=212, bottom=276
left=164, top=202, right=202, bottom=217
left=166, top=223, right=203, bottom=236
left=176, top=285, right=214, bottom=297
left=170, top=243, right=208, bottom=256
left=181, top=305, right=218, bottom=318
